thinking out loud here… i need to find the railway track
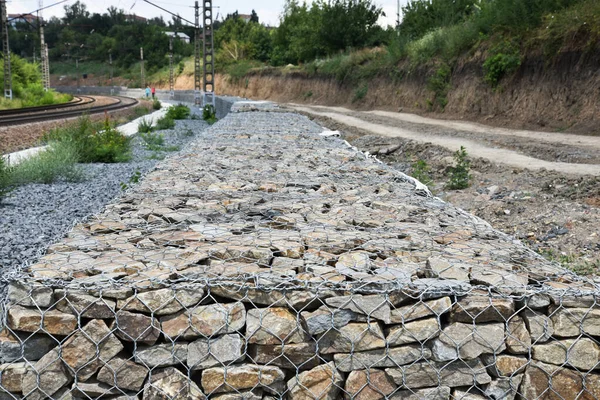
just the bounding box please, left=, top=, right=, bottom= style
left=0, top=95, right=138, bottom=126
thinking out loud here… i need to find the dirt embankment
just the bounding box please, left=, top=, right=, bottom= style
left=216, top=49, right=600, bottom=136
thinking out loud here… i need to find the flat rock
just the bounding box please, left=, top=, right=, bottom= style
left=385, top=360, right=492, bottom=389
left=112, top=310, right=160, bottom=344
left=118, top=287, right=205, bottom=316
left=7, top=306, right=77, bottom=336
left=318, top=323, right=386, bottom=354
left=8, top=282, right=53, bottom=308
left=246, top=307, right=309, bottom=345
left=505, top=315, right=531, bottom=354
left=287, top=362, right=343, bottom=400
left=344, top=369, right=396, bottom=400
left=0, top=329, right=55, bottom=362
left=135, top=343, right=188, bottom=367
left=550, top=307, right=600, bottom=338
left=143, top=367, right=206, bottom=400
left=521, top=362, right=600, bottom=400
left=423, top=257, right=469, bottom=281
left=385, top=317, right=441, bottom=346
left=247, top=342, right=319, bottom=370
left=481, top=354, right=528, bottom=377
left=389, top=297, right=452, bottom=323
left=334, top=345, right=431, bottom=372
left=161, top=302, right=246, bottom=340
left=201, top=364, right=285, bottom=394
left=188, top=334, right=245, bottom=370
left=97, top=357, right=149, bottom=391
left=55, top=290, right=116, bottom=318
left=431, top=322, right=505, bottom=361
left=325, top=294, right=392, bottom=323
left=21, top=348, right=73, bottom=400
left=71, top=381, right=122, bottom=397
left=211, top=392, right=262, bottom=400
left=0, top=362, right=30, bottom=392
left=301, top=307, right=359, bottom=335
left=450, top=295, right=514, bottom=323
left=522, top=310, right=554, bottom=342
left=532, top=338, right=600, bottom=370
left=210, top=286, right=320, bottom=309
left=484, top=375, right=523, bottom=400
left=389, top=387, right=450, bottom=400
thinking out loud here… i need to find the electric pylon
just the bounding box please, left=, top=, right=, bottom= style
left=169, top=36, right=174, bottom=99
left=194, top=1, right=201, bottom=105
left=1, top=0, right=12, bottom=100
left=202, top=0, right=215, bottom=107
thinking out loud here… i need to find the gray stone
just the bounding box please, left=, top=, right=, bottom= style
left=484, top=375, right=523, bottom=400
left=0, top=329, right=55, bottom=362
left=389, top=387, right=450, bottom=400
left=520, top=361, right=600, bottom=400
left=431, top=322, right=505, bottom=361
left=335, top=251, right=372, bottom=272
left=410, top=279, right=471, bottom=299
left=334, top=345, right=431, bottom=372
left=344, top=369, right=396, bottom=400
left=211, top=286, right=321, bottom=309
left=7, top=306, right=77, bottom=336
left=246, top=307, right=309, bottom=345
left=522, top=310, right=554, bottom=342
left=386, top=317, right=441, bottom=346
left=8, top=282, right=53, bottom=308
left=505, top=315, right=531, bottom=354
left=325, top=294, right=393, bottom=323
left=144, top=367, right=206, bottom=400
left=450, top=295, right=514, bottom=323
left=389, top=297, right=452, bottom=323
left=211, top=392, right=262, bottom=400
left=247, top=342, right=319, bottom=370
left=0, top=362, right=30, bottom=392
left=201, top=364, right=285, bottom=394
left=318, top=322, right=386, bottom=354
left=481, top=354, right=528, bottom=377
left=385, top=360, right=492, bottom=389
left=301, top=307, right=359, bottom=335
left=550, top=307, right=600, bottom=338
left=71, top=381, right=121, bottom=397
left=518, top=293, right=551, bottom=309
left=55, top=290, right=116, bottom=318
left=161, top=302, right=246, bottom=340
left=97, top=357, right=149, bottom=391
left=470, top=268, right=528, bottom=292
left=21, top=349, right=73, bottom=400
left=532, top=338, right=600, bottom=370
left=118, top=288, right=205, bottom=315
left=188, top=334, right=245, bottom=370
left=112, top=310, right=160, bottom=344
left=135, top=344, right=187, bottom=367
left=452, top=390, right=486, bottom=399
left=287, top=362, right=343, bottom=400
left=423, top=257, right=469, bottom=281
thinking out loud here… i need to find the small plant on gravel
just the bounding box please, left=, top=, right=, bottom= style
left=166, top=104, right=190, bottom=120
left=11, top=142, right=84, bottom=185
left=446, top=146, right=471, bottom=190
left=411, top=159, right=434, bottom=187
left=156, top=116, right=175, bottom=130
left=202, top=105, right=217, bottom=124
left=137, top=118, right=154, bottom=133
left=140, top=131, right=165, bottom=148
left=90, top=117, right=131, bottom=163
left=152, top=99, right=162, bottom=110
left=0, top=157, right=14, bottom=200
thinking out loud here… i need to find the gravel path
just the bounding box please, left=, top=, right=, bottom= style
left=0, top=116, right=210, bottom=269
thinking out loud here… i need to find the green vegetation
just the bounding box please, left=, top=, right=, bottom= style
left=166, top=104, right=191, bottom=120
left=10, top=142, right=84, bottom=185
left=411, top=159, right=434, bottom=187
left=156, top=116, right=175, bottom=130
left=0, top=157, right=14, bottom=200
left=426, top=63, right=451, bottom=108
left=483, top=41, right=522, bottom=88
left=352, top=84, right=369, bottom=103
left=153, top=99, right=162, bottom=110
left=140, top=131, right=164, bottom=148
left=137, top=118, right=154, bottom=133
left=540, top=249, right=600, bottom=276
left=447, top=146, right=472, bottom=190
left=202, top=105, right=217, bottom=124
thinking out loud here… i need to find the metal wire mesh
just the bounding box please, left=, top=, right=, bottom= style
left=0, top=105, right=599, bottom=400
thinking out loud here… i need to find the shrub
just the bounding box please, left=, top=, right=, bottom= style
left=411, top=159, right=434, bottom=186
left=202, top=105, right=217, bottom=124
left=352, top=84, right=368, bottom=103
left=166, top=104, right=190, bottom=120
left=447, top=146, right=471, bottom=190
left=427, top=63, right=451, bottom=109
left=483, top=41, right=522, bottom=88
left=137, top=118, right=154, bottom=133
left=152, top=99, right=162, bottom=110
left=156, top=116, right=175, bottom=130
left=91, top=120, right=131, bottom=163
left=11, top=141, right=84, bottom=185
left=140, top=131, right=165, bottom=148
left=0, top=156, right=14, bottom=199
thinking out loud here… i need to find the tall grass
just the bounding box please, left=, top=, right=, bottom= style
left=10, top=142, right=84, bottom=185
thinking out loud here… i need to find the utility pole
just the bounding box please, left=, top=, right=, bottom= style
left=109, top=50, right=113, bottom=94
left=169, top=35, right=174, bottom=99
left=202, top=0, right=215, bottom=107
left=39, top=0, right=49, bottom=91
left=194, top=1, right=201, bottom=105
left=44, top=43, right=49, bottom=88
left=140, top=47, right=145, bottom=88
left=1, top=0, right=12, bottom=100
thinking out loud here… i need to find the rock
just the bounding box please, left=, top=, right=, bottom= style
left=71, top=381, right=121, bottom=397
left=334, top=345, right=431, bottom=372
left=143, top=367, right=206, bottom=400
left=450, top=295, right=514, bottom=323
left=97, top=357, right=149, bottom=391
left=518, top=293, right=551, bottom=309
left=452, top=390, right=486, bottom=399
left=325, top=294, right=392, bottom=323
left=118, top=287, right=205, bottom=316
left=385, top=360, right=492, bottom=389
left=211, top=392, right=262, bottom=400
left=423, top=257, right=469, bottom=281
left=484, top=375, right=523, bottom=400
left=210, top=286, right=320, bottom=309
left=470, top=268, right=528, bottom=292
left=522, top=310, right=554, bottom=342
left=135, top=343, right=188, bottom=367
left=55, top=290, right=116, bottom=318
left=431, top=322, right=505, bottom=361
left=21, top=348, right=73, bottom=400
left=247, top=342, right=319, bottom=370
left=301, top=307, right=359, bottom=335
left=201, top=364, right=285, bottom=394
left=389, top=387, right=450, bottom=400
left=112, top=310, right=160, bottom=344
left=0, top=362, right=29, bottom=392
left=505, top=316, right=531, bottom=354
left=161, top=302, right=246, bottom=340
left=8, top=282, right=53, bottom=308
left=7, top=306, right=77, bottom=336
left=318, top=323, right=386, bottom=354
left=532, top=338, right=600, bottom=370
left=385, top=317, right=441, bottom=346
left=61, top=319, right=124, bottom=381
left=246, top=307, right=309, bottom=345
left=550, top=307, right=600, bottom=337
left=389, top=297, right=452, bottom=323
left=287, top=362, right=343, bottom=400
left=409, top=279, right=471, bottom=299
left=335, top=251, right=372, bottom=272
left=481, top=354, right=528, bottom=377
left=188, top=334, right=245, bottom=370
left=521, top=362, right=600, bottom=400
left=0, top=329, right=55, bottom=362
left=344, top=369, right=396, bottom=400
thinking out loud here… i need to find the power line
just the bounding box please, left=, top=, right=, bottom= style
left=7, top=0, right=69, bottom=22
left=138, top=0, right=194, bottom=26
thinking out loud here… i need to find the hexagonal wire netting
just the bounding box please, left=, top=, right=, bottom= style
left=0, top=108, right=599, bottom=400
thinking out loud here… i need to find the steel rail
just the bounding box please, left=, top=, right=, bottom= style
left=0, top=96, right=92, bottom=116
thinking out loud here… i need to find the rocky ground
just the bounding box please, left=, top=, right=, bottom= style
left=299, top=112, right=600, bottom=277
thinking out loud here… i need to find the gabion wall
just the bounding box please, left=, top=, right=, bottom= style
left=1, top=103, right=599, bottom=400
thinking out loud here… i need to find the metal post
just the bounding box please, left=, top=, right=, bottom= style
left=76, top=58, right=80, bottom=93
left=109, top=50, right=114, bottom=94
left=202, top=0, right=215, bottom=107
left=40, top=24, right=49, bottom=91
left=169, top=36, right=174, bottom=99
left=1, top=0, right=12, bottom=100
left=140, top=47, right=145, bottom=88
left=194, top=1, right=201, bottom=105
left=44, top=43, right=49, bottom=88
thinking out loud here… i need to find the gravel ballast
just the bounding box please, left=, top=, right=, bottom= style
left=0, top=115, right=210, bottom=269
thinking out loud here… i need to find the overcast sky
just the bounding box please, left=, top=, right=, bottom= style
left=8, top=0, right=407, bottom=28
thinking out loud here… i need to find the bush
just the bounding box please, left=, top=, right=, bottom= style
left=91, top=120, right=132, bottom=163
left=202, top=105, right=217, bottom=124
left=11, top=141, right=84, bottom=185
left=483, top=42, right=522, bottom=88
left=166, top=104, right=190, bottom=120
left=137, top=118, right=154, bottom=133
left=411, top=159, right=434, bottom=186
left=427, top=63, right=452, bottom=109
left=156, top=116, right=175, bottom=130
left=0, top=157, right=14, bottom=199
left=352, top=84, right=368, bottom=103
left=152, top=99, right=162, bottom=110
left=447, top=146, right=471, bottom=190
left=140, top=131, right=164, bottom=148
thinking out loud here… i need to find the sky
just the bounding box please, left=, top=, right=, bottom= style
left=8, top=0, right=407, bottom=28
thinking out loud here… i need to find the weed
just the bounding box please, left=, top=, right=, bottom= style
left=134, top=106, right=150, bottom=118
left=0, top=157, right=14, bottom=200
left=304, top=90, right=313, bottom=99
left=156, top=116, right=175, bottom=130
left=137, top=118, right=154, bottom=133
left=152, top=99, right=162, bottom=110
left=202, top=105, right=217, bottom=124
left=427, top=63, right=451, bottom=109
left=411, top=159, right=434, bottom=186
left=180, top=128, right=194, bottom=137
left=483, top=41, right=522, bottom=88
left=539, top=249, right=600, bottom=276
left=140, top=131, right=165, bottom=147
left=11, top=142, right=84, bottom=185
left=447, top=146, right=471, bottom=190
left=146, top=152, right=166, bottom=160
left=352, top=84, right=368, bottom=103
left=166, top=104, right=191, bottom=120
left=91, top=118, right=131, bottom=163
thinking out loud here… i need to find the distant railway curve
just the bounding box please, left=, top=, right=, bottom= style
left=0, top=95, right=139, bottom=126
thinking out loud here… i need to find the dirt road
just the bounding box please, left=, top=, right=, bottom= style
left=287, top=103, right=600, bottom=276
